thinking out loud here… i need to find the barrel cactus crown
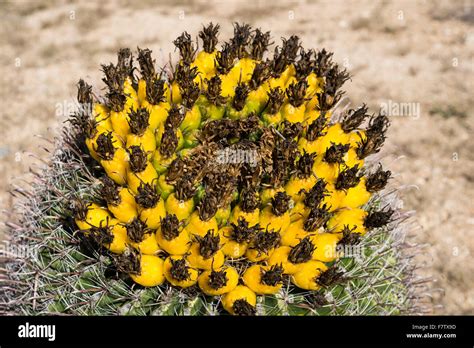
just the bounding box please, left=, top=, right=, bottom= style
left=1, top=23, right=425, bottom=316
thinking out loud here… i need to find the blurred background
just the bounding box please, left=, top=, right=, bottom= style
left=0, top=0, right=472, bottom=314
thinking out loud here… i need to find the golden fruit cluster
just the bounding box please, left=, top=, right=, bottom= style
left=71, top=23, right=392, bottom=315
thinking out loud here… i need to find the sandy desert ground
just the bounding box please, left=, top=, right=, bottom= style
left=0, top=0, right=473, bottom=314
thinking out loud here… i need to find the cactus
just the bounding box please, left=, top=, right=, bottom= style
left=0, top=23, right=430, bottom=316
